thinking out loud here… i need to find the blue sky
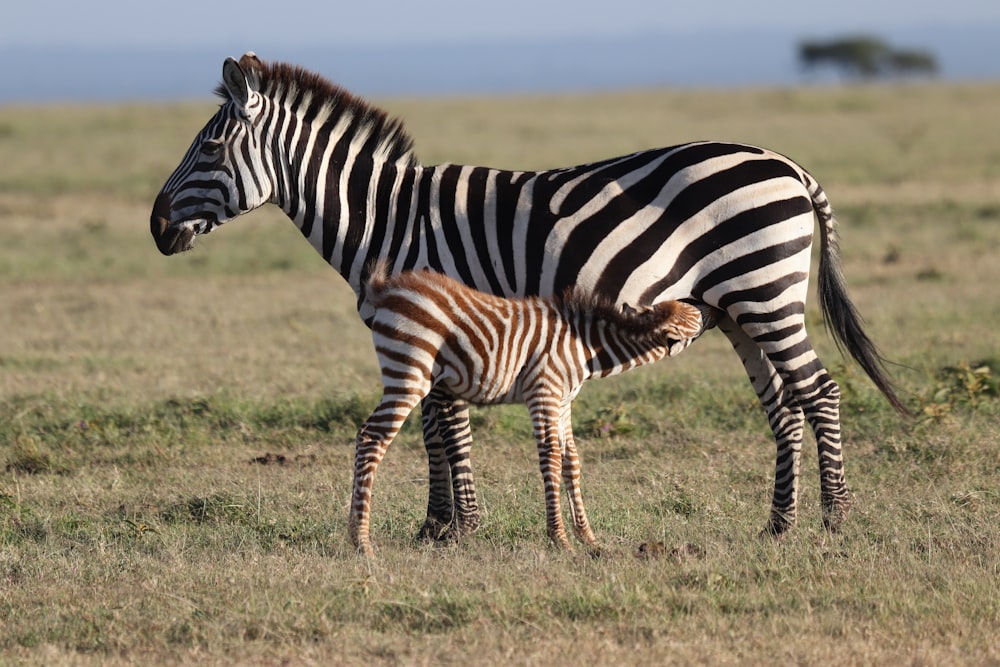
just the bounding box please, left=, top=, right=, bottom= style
left=6, top=0, right=1000, bottom=48
left=3, top=1, right=998, bottom=101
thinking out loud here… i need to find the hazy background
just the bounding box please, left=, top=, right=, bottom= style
left=2, top=0, right=998, bottom=102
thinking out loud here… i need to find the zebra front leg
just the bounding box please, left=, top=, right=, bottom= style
left=416, top=393, right=480, bottom=542
left=440, top=398, right=481, bottom=540
left=558, top=404, right=597, bottom=547
left=416, top=397, right=453, bottom=541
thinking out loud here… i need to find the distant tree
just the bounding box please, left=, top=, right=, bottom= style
left=886, top=49, right=939, bottom=77
left=799, top=36, right=888, bottom=79
left=799, top=36, right=938, bottom=81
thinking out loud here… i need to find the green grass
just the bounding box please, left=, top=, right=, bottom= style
left=2, top=82, right=1000, bottom=665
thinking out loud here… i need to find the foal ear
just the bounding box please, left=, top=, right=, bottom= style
left=222, top=56, right=251, bottom=108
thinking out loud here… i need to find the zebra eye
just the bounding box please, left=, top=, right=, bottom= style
left=202, top=139, right=224, bottom=157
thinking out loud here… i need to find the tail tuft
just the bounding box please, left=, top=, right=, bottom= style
left=365, top=259, right=392, bottom=299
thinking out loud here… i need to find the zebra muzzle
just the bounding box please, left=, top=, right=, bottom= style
left=150, top=192, right=194, bottom=256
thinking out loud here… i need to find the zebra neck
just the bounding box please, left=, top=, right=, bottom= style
left=582, top=318, right=669, bottom=380
left=276, top=154, right=426, bottom=298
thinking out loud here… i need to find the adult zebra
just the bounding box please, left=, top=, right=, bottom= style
left=151, top=53, right=906, bottom=540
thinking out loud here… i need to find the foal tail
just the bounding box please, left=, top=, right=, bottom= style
left=806, top=174, right=910, bottom=415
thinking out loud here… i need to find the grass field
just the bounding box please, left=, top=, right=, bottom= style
left=2, top=82, right=999, bottom=665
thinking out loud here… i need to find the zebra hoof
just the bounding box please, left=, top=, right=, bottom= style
left=430, top=515, right=481, bottom=544
left=760, top=512, right=795, bottom=539
left=821, top=491, right=852, bottom=533
left=415, top=515, right=453, bottom=543
left=822, top=504, right=851, bottom=533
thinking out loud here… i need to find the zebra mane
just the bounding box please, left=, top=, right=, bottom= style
left=216, top=55, right=418, bottom=167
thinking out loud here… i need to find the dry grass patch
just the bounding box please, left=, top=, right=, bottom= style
left=2, top=82, right=1000, bottom=664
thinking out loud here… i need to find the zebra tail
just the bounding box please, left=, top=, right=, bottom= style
left=808, top=175, right=911, bottom=415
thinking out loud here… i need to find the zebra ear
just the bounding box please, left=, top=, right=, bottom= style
left=222, top=57, right=251, bottom=108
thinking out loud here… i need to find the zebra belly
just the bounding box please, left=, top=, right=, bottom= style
left=432, top=372, right=525, bottom=407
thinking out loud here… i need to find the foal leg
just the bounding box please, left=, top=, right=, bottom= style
left=350, top=392, right=423, bottom=557
left=558, top=403, right=597, bottom=547
left=528, top=394, right=572, bottom=550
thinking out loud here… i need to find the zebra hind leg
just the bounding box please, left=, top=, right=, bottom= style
left=760, top=384, right=806, bottom=537
left=349, top=424, right=392, bottom=557
left=719, top=317, right=806, bottom=537
left=352, top=392, right=426, bottom=556
left=755, top=333, right=850, bottom=532
left=767, top=360, right=849, bottom=532
left=727, top=316, right=851, bottom=534
left=800, top=368, right=850, bottom=532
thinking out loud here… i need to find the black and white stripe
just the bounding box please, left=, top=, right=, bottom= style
left=151, top=53, right=906, bottom=541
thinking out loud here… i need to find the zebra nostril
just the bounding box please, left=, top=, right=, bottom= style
left=149, top=192, right=200, bottom=254
left=150, top=192, right=178, bottom=255
left=152, top=192, right=173, bottom=223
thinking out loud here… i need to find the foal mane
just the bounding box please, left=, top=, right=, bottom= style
left=558, top=289, right=702, bottom=342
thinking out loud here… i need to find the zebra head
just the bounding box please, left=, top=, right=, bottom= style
left=151, top=53, right=272, bottom=255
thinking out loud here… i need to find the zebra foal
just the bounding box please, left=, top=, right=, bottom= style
left=349, top=266, right=708, bottom=555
